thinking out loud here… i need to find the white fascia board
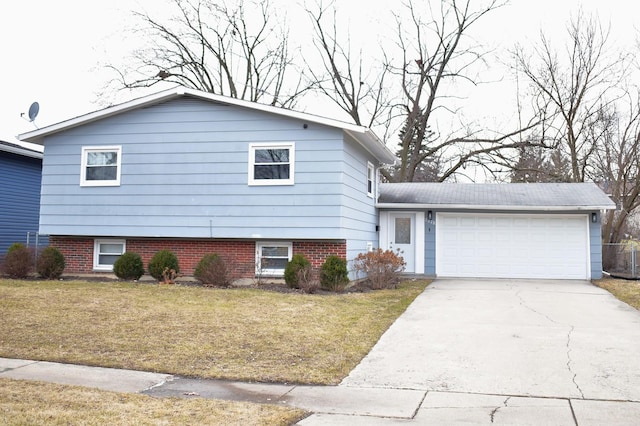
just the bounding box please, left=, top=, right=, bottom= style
left=344, top=129, right=396, bottom=165
left=375, top=203, right=616, bottom=211
left=18, top=86, right=389, bottom=153
left=18, top=88, right=183, bottom=144
left=0, top=143, right=43, bottom=159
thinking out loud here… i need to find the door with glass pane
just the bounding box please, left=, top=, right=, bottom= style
left=389, top=213, right=415, bottom=272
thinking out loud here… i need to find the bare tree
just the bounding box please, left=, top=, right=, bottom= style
left=307, top=0, right=540, bottom=182
left=591, top=97, right=640, bottom=247
left=305, top=1, right=392, bottom=131
left=514, top=11, right=627, bottom=182
left=108, top=0, right=308, bottom=107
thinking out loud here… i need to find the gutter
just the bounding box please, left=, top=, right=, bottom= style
left=375, top=203, right=617, bottom=211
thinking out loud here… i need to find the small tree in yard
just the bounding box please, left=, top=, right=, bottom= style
left=353, top=249, right=406, bottom=290
left=320, top=255, right=349, bottom=292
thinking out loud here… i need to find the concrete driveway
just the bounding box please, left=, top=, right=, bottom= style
left=331, top=279, right=640, bottom=424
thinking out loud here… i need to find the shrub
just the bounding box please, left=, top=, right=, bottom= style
left=353, top=248, right=406, bottom=289
left=36, top=246, right=65, bottom=279
left=284, top=254, right=311, bottom=288
left=320, top=255, right=349, bottom=292
left=298, top=268, right=320, bottom=294
left=194, top=254, right=230, bottom=287
left=113, top=252, right=145, bottom=281
left=1, top=243, right=33, bottom=278
left=148, top=250, right=180, bottom=282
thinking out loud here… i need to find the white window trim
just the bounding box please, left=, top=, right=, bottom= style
left=93, top=239, right=126, bottom=271
left=367, top=162, right=375, bottom=198
left=248, top=142, right=295, bottom=186
left=255, top=241, right=293, bottom=276
left=81, top=145, right=122, bottom=187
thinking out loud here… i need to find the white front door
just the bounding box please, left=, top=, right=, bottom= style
left=390, top=213, right=416, bottom=273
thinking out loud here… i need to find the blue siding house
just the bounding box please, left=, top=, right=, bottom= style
left=19, top=87, right=395, bottom=278
left=19, top=86, right=614, bottom=281
left=0, top=140, right=46, bottom=256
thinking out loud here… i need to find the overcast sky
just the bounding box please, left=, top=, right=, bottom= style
left=1, top=0, right=634, bottom=151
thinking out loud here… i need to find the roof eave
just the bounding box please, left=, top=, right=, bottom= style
left=375, top=203, right=617, bottom=211
left=0, top=142, right=43, bottom=159
left=344, top=129, right=396, bottom=164
left=18, top=87, right=394, bottom=157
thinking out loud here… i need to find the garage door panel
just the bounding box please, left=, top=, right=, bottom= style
left=436, top=213, right=589, bottom=279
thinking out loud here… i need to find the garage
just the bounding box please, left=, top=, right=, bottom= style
left=377, top=182, right=616, bottom=280
left=436, top=213, right=589, bottom=279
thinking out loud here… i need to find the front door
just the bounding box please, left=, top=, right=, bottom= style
left=389, top=213, right=415, bottom=273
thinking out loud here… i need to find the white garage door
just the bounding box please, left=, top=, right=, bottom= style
left=436, top=213, right=590, bottom=279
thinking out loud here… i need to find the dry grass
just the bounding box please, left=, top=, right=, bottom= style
left=593, top=277, right=640, bottom=310
left=0, top=378, right=307, bottom=426
left=0, top=279, right=428, bottom=385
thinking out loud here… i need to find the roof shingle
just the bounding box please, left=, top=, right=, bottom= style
left=378, top=182, right=615, bottom=210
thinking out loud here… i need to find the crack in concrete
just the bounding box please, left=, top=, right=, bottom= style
left=566, top=326, right=585, bottom=399
left=514, top=290, right=585, bottom=400
left=515, top=290, right=559, bottom=325
left=0, top=360, right=38, bottom=374
left=489, top=396, right=511, bottom=423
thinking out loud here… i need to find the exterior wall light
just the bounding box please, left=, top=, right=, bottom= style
left=592, top=212, right=598, bottom=223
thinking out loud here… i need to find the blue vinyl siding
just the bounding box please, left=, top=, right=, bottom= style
left=589, top=216, right=603, bottom=279
left=425, top=215, right=436, bottom=275
left=39, top=98, right=379, bottom=246
left=0, top=151, right=44, bottom=254
left=340, top=134, right=380, bottom=265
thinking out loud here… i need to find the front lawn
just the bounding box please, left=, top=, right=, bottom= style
left=0, top=279, right=428, bottom=385
left=593, top=277, right=640, bottom=310
left=0, top=378, right=306, bottom=426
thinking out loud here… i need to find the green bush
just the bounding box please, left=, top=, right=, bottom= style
left=284, top=254, right=311, bottom=288
left=36, top=246, right=65, bottom=279
left=320, top=255, right=349, bottom=292
left=148, top=250, right=180, bottom=282
left=7, top=243, right=26, bottom=254
left=1, top=243, right=33, bottom=278
left=194, top=253, right=230, bottom=287
left=113, top=252, right=145, bottom=281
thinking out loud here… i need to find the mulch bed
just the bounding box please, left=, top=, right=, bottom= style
left=21, top=274, right=376, bottom=294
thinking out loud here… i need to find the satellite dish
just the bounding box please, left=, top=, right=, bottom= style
left=27, top=102, right=39, bottom=122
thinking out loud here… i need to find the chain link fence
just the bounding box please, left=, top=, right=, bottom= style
left=603, top=243, right=639, bottom=279
left=25, top=232, right=49, bottom=260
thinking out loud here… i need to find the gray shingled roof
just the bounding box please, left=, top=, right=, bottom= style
left=378, top=183, right=615, bottom=210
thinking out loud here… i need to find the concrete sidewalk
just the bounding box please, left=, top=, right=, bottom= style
left=3, top=357, right=640, bottom=425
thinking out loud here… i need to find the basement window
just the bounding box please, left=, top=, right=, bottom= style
left=94, top=239, right=126, bottom=271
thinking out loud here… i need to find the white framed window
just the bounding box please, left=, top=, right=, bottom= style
left=256, top=242, right=292, bottom=276
left=248, top=143, right=294, bottom=185
left=94, top=239, right=126, bottom=271
left=367, top=162, right=375, bottom=198
left=81, top=146, right=122, bottom=186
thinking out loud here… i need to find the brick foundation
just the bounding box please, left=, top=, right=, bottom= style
left=49, top=236, right=347, bottom=279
